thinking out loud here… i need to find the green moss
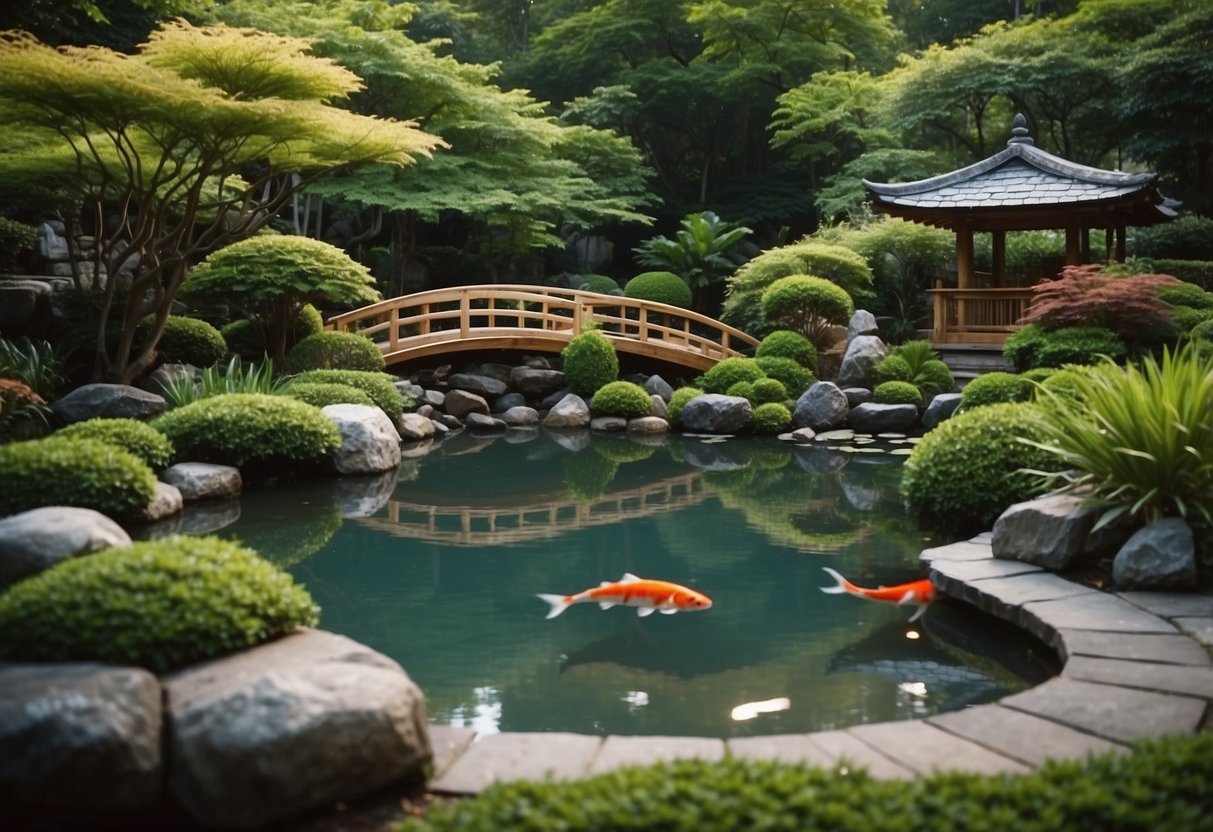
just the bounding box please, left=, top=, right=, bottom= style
left=287, top=369, right=407, bottom=420
left=873, top=380, right=922, bottom=405
left=54, top=418, right=174, bottom=471
left=0, top=437, right=157, bottom=519
left=754, top=356, right=814, bottom=397
left=667, top=386, right=704, bottom=428
left=561, top=330, right=619, bottom=395
left=959, top=372, right=1033, bottom=410
left=0, top=535, right=319, bottom=673
left=590, top=381, right=652, bottom=418
left=698, top=357, right=766, bottom=394
left=755, top=329, right=817, bottom=371
left=623, top=271, right=693, bottom=308
left=282, top=381, right=377, bottom=409
left=136, top=315, right=228, bottom=368
left=284, top=331, right=386, bottom=373
left=750, top=401, right=792, bottom=433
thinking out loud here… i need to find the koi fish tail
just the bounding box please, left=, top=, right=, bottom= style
left=819, top=567, right=852, bottom=595
left=908, top=603, right=928, bottom=623
left=537, top=593, right=573, bottom=620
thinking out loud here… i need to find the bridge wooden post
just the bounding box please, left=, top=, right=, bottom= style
left=389, top=306, right=399, bottom=352
left=459, top=289, right=469, bottom=338
left=573, top=296, right=583, bottom=335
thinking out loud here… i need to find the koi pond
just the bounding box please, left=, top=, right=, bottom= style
left=159, top=430, right=1057, bottom=738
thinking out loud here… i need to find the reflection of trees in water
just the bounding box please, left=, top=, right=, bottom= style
left=565, top=451, right=620, bottom=501
left=231, top=496, right=344, bottom=568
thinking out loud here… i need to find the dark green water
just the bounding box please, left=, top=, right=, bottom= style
left=181, top=430, right=1055, bottom=738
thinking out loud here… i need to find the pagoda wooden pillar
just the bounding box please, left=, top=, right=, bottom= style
left=992, top=229, right=1006, bottom=287
left=1065, top=222, right=1082, bottom=265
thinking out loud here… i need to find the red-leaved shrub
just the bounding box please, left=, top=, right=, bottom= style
left=1019, top=265, right=1180, bottom=339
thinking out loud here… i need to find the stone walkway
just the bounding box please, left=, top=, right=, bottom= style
left=427, top=533, right=1213, bottom=794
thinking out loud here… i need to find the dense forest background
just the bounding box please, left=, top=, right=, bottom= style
left=2, top=0, right=1209, bottom=294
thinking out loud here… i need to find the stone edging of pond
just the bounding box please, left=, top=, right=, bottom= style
left=426, top=532, right=1213, bottom=794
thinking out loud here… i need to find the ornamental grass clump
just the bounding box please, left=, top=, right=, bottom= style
left=54, top=418, right=174, bottom=471
left=0, top=535, right=319, bottom=673
left=0, top=437, right=157, bottom=519
left=1027, top=344, right=1213, bottom=534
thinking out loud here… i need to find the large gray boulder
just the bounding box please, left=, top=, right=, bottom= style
left=500, top=405, right=540, bottom=427
left=992, top=493, right=1102, bottom=570
left=322, top=404, right=402, bottom=475
left=847, top=403, right=918, bottom=433
left=645, top=374, right=675, bottom=402
left=398, top=412, right=437, bottom=441
left=508, top=367, right=565, bottom=397
left=443, top=389, right=489, bottom=419
left=836, top=335, right=888, bottom=389
left=0, top=506, right=131, bottom=589
left=793, top=382, right=850, bottom=431
left=846, top=309, right=880, bottom=341
left=164, top=630, right=431, bottom=830
left=0, top=663, right=162, bottom=817
left=542, top=393, right=591, bottom=429
left=142, top=481, right=183, bottom=522
left=161, top=463, right=242, bottom=502
left=492, top=392, right=528, bottom=413
left=447, top=372, right=508, bottom=397
left=679, top=394, right=752, bottom=434
left=51, top=383, right=166, bottom=424
left=1113, top=517, right=1198, bottom=589
left=921, top=393, right=963, bottom=430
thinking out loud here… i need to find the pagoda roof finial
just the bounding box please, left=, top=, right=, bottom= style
left=1008, top=113, right=1034, bottom=147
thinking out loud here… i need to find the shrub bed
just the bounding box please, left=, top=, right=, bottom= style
left=0, top=437, right=157, bottom=519
left=284, top=331, right=386, bottom=373
left=54, top=418, right=174, bottom=471
left=755, top=329, right=817, bottom=371
left=0, top=535, right=319, bottom=673
left=1004, top=324, right=1127, bottom=371
left=282, top=381, right=377, bottom=410
left=698, top=357, right=766, bottom=394
left=287, top=369, right=407, bottom=421
left=754, top=356, right=814, bottom=397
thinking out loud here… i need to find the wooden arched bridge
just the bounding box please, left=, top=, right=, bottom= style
left=324, top=285, right=759, bottom=372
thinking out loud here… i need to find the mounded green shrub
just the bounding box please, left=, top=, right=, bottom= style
left=902, top=402, right=1057, bottom=535
left=750, top=402, right=791, bottom=433
left=286, top=369, right=407, bottom=420
left=1154, top=259, right=1213, bottom=290
left=1037, top=366, right=1090, bottom=402
left=667, top=386, right=703, bottom=427
left=760, top=275, right=855, bottom=355
left=402, top=735, right=1213, bottom=832
left=726, top=380, right=755, bottom=402
left=0, top=437, right=157, bottom=519
left=1004, top=324, right=1127, bottom=371
left=1020, top=367, right=1058, bottom=384
left=135, top=315, right=228, bottom=368
left=0, top=535, right=319, bottom=673
left=590, top=381, right=652, bottom=418
left=54, top=418, right=174, bottom=471
left=873, top=380, right=923, bottom=406
left=623, top=271, right=693, bottom=308
left=577, top=274, right=623, bottom=295
left=1170, top=305, right=1212, bottom=335
left=283, top=330, right=386, bottom=374
left=221, top=305, right=324, bottom=361
left=755, top=329, right=817, bottom=371
left=959, top=371, right=1033, bottom=410
left=152, top=393, right=341, bottom=470
left=750, top=377, right=787, bottom=405
left=281, top=381, right=377, bottom=409
left=917, top=360, right=956, bottom=396
left=876, top=353, right=912, bottom=382
left=1158, top=282, right=1213, bottom=310
left=754, top=356, right=814, bottom=396
left=698, top=356, right=766, bottom=393
left=561, top=329, right=619, bottom=395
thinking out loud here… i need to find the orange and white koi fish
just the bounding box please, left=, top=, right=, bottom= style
left=538, top=573, right=713, bottom=620
left=820, top=567, right=935, bottom=622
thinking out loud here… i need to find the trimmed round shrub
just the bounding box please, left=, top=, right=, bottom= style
left=959, top=372, right=1033, bottom=410
left=1158, top=282, right=1213, bottom=310
left=55, top=418, right=174, bottom=471
left=1021, top=367, right=1058, bottom=384
left=221, top=306, right=324, bottom=361
left=755, top=330, right=817, bottom=371
left=750, top=402, right=792, bottom=434
left=759, top=275, right=855, bottom=353
left=667, top=386, right=703, bottom=427
left=136, top=315, right=228, bottom=368
left=0, top=437, right=157, bottom=519
left=577, top=274, right=623, bottom=295
left=152, top=393, right=341, bottom=470
left=726, top=380, right=755, bottom=402
left=297, top=303, right=325, bottom=336
left=901, top=402, right=1058, bottom=535
left=561, top=329, right=619, bottom=395
left=875, top=353, right=912, bottom=383
left=284, top=330, right=386, bottom=373
left=698, top=357, right=766, bottom=394
left=1004, top=324, right=1127, bottom=371
left=873, top=380, right=923, bottom=406
left=754, top=356, right=814, bottom=396
left=0, top=535, right=319, bottom=673
left=1170, top=305, right=1213, bottom=335
left=750, top=377, right=787, bottom=405
left=287, top=369, right=407, bottom=420
left=282, top=381, right=376, bottom=409
left=590, top=381, right=652, bottom=418
left=917, top=360, right=956, bottom=396
left=623, top=271, right=693, bottom=308
left=1037, top=367, right=1091, bottom=403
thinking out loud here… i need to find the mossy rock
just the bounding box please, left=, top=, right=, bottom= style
left=54, top=418, right=174, bottom=471
left=284, top=331, right=386, bottom=374
left=0, top=437, right=157, bottom=519
left=590, top=381, right=652, bottom=418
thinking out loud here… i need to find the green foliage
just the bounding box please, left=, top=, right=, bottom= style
left=876, top=353, right=911, bottom=383
left=633, top=211, right=752, bottom=295
left=873, top=381, right=923, bottom=406
left=755, top=330, right=817, bottom=371
left=0, top=217, right=38, bottom=270
left=297, top=303, right=325, bottom=336
left=959, top=372, right=1034, bottom=411
left=402, top=734, right=1213, bottom=832
left=286, top=369, right=407, bottom=421
left=563, top=451, right=618, bottom=502
left=879, top=340, right=954, bottom=397
left=1154, top=260, right=1213, bottom=291
left=750, top=377, right=788, bottom=405
left=902, top=402, right=1057, bottom=536
left=54, top=418, right=173, bottom=471
left=1003, top=324, right=1128, bottom=371
left=560, top=330, right=619, bottom=396
left=0, top=336, right=64, bottom=399
left=1131, top=216, right=1213, bottom=262
left=0, top=535, right=319, bottom=673
left=0, top=437, right=157, bottom=519
left=726, top=381, right=755, bottom=402
left=135, top=315, right=228, bottom=369
left=666, top=386, right=704, bottom=428
left=622, top=271, right=693, bottom=309
left=152, top=393, right=341, bottom=471
left=221, top=306, right=321, bottom=362
left=281, top=382, right=376, bottom=410
left=698, top=357, right=766, bottom=394
left=760, top=275, right=855, bottom=356
left=1037, top=366, right=1092, bottom=403
left=750, top=402, right=792, bottom=434
left=577, top=274, right=623, bottom=295
left=589, top=381, right=652, bottom=418
left=1157, top=283, right=1213, bottom=310
left=284, top=331, right=386, bottom=374
left=917, top=361, right=957, bottom=398
left=753, top=357, right=813, bottom=397
left=1029, top=345, right=1213, bottom=534
left=162, top=356, right=286, bottom=410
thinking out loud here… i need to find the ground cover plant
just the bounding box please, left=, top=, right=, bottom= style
left=0, top=436, right=157, bottom=518
left=54, top=418, right=174, bottom=471
left=282, top=381, right=377, bottom=410
left=285, top=369, right=408, bottom=421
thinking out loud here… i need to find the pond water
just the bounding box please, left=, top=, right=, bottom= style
left=171, top=430, right=1057, bottom=738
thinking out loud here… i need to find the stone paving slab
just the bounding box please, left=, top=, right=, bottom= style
left=725, top=734, right=838, bottom=769
left=1062, top=656, right=1213, bottom=700
left=588, top=735, right=725, bottom=777
left=1119, top=591, right=1213, bottom=619
left=1175, top=617, right=1213, bottom=649
left=431, top=732, right=603, bottom=794
left=920, top=540, right=997, bottom=564
left=927, top=704, right=1125, bottom=767
left=944, top=571, right=1096, bottom=617
left=928, top=557, right=1043, bottom=583
left=1056, top=629, right=1211, bottom=666
left=1020, top=593, right=1178, bottom=650
left=999, top=678, right=1207, bottom=743
left=847, top=720, right=1029, bottom=776
left=428, top=725, right=476, bottom=779
left=800, top=729, right=914, bottom=780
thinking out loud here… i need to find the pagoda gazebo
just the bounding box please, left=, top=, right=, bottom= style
left=863, top=115, right=1176, bottom=345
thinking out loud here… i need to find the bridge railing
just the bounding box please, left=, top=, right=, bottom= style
left=324, top=284, right=759, bottom=367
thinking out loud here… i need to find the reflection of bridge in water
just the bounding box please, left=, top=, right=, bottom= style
left=356, top=471, right=707, bottom=547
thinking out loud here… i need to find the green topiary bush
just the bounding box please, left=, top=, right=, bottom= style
left=281, top=381, right=377, bottom=409
left=54, top=418, right=174, bottom=471
left=561, top=329, right=619, bottom=395
left=902, top=402, right=1057, bottom=535
left=917, top=360, right=956, bottom=397
left=698, top=356, right=766, bottom=393
left=753, top=356, right=814, bottom=397
left=876, top=353, right=912, bottom=382
left=152, top=393, right=341, bottom=471
left=623, top=271, right=693, bottom=308
left=666, top=386, right=703, bottom=427
left=1154, top=259, right=1213, bottom=290
left=135, top=315, right=228, bottom=368
left=873, top=380, right=923, bottom=406
left=959, top=371, right=1033, bottom=410
left=1004, top=324, right=1128, bottom=371
left=1158, top=282, right=1213, bottom=310
left=760, top=274, right=855, bottom=356
left=750, top=401, right=791, bottom=433
left=0, top=437, right=157, bottom=519
left=283, top=330, right=386, bottom=374
left=750, top=377, right=787, bottom=405
left=0, top=535, right=319, bottom=673
left=725, top=380, right=755, bottom=402
left=577, top=274, right=623, bottom=295
left=755, top=329, right=817, bottom=371
left=286, top=369, right=407, bottom=421
left=590, top=381, right=652, bottom=418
